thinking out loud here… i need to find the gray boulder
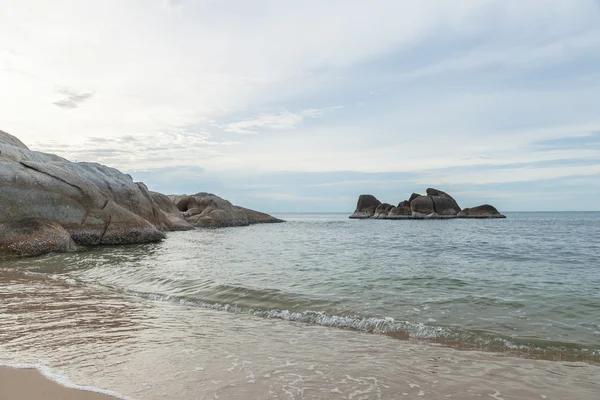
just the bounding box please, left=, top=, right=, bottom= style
left=457, top=205, right=506, bottom=218
left=1, top=131, right=166, bottom=246
left=374, top=203, right=394, bottom=219
left=426, top=188, right=461, bottom=216
left=387, top=200, right=412, bottom=219
left=149, top=191, right=195, bottom=231
left=349, top=194, right=382, bottom=219
left=0, top=218, right=78, bottom=259
left=170, top=192, right=283, bottom=228
left=410, top=195, right=435, bottom=218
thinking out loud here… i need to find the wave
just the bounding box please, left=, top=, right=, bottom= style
left=120, top=288, right=600, bottom=364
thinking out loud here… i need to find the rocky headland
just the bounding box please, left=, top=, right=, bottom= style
left=0, top=130, right=283, bottom=259
left=349, top=188, right=505, bottom=220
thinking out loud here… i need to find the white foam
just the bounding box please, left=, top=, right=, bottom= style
left=0, top=363, right=134, bottom=400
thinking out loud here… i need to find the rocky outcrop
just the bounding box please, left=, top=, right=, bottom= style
left=237, top=206, right=285, bottom=225
left=0, top=218, right=78, bottom=259
left=170, top=192, right=284, bottom=228
left=149, top=191, right=195, bottom=231
left=1, top=134, right=166, bottom=245
left=349, top=188, right=505, bottom=220
left=1, top=130, right=283, bottom=258
left=457, top=204, right=506, bottom=218
left=349, top=195, right=382, bottom=219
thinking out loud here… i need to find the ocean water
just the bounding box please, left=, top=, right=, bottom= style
left=1, top=212, right=599, bottom=399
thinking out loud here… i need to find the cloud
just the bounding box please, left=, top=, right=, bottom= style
left=52, top=89, right=94, bottom=109
left=2, top=0, right=600, bottom=210
left=222, top=107, right=342, bottom=134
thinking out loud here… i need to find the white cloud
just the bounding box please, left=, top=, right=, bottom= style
left=222, top=106, right=342, bottom=134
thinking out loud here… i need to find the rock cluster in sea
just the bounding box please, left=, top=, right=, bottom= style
left=0, top=130, right=283, bottom=259
left=349, top=188, right=505, bottom=220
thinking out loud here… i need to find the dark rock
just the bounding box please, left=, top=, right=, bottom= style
left=457, top=205, right=506, bottom=219
left=350, top=194, right=382, bottom=219
left=374, top=203, right=394, bottom=218
left=410, top=195, right=435, bottom=217
left=349, top=188, right=504, bottom=221
left=408, top=193, right=421, bottom=203
left=426, top=188, right=461, bottom=216
left=0, top=218, right=78, bottom=259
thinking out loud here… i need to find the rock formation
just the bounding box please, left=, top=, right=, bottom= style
left=170, top=193, right=284, bottom=228
left=0, top=130, right=283, bottom=258
left=349, top=195, right=381, bottom=218
left=457, top=204, right=505, bottom=218
left=0, top=218, right=78, bottom=258
left=349, top=188, right=505, bottom=220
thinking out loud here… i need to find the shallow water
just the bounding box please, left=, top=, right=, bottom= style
left=1, top=212, right=599, bottom=398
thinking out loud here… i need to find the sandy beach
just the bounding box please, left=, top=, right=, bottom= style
left=0, top=367, right=117, bottom=400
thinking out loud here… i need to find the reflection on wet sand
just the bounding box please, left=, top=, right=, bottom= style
left=1, top=269, right=599, bottom=400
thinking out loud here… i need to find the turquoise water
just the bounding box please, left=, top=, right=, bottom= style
left=3, top=212, right=600, bottom=363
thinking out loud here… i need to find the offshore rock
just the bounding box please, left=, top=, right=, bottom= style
left=425, top=188, right=461, bottom=216
left=349, top=188, right=504, bottom=220
left=457, top=204, right=506, bottom=219
left=410, top=195, right=435, bottom=218
left=374, top=203, right=394, bottom=219
left=349, top=194, right=382, bottom=219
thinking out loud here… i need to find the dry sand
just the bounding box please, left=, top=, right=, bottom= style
left=0, top=367, right=117, bottom=400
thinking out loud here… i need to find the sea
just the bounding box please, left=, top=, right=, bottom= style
left=1, top=212, right=599, bottom=399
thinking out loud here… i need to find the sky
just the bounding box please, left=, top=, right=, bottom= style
left=1, top=0, right=600, bottom=212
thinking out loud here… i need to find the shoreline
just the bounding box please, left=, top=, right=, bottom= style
left=0, top=366, right=125, bottom=400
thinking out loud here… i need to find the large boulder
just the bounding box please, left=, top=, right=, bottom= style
left=169, top=193, right=283, bottom=228
left=0, top=133, right=166, bottom=246
left=457, top=205, right=506, bottom=219
left=149, top=191, right=194, bottom=231
left=410, top=195, right=434, bottom=218
left=425, top=188, right=461, bottom=216
left=387, top=200, right=413, bottom=219
left=374, top=203, right=394, bottom=219
left=0, top=218, right=78, bottom=259
left=349, top=195, right=382, bottom=219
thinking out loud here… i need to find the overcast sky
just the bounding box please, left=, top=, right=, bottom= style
left=2, top=0, right=600, bottom=212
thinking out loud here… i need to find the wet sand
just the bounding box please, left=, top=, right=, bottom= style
left=0, top=367, right=117, bottom=400
left=1, top=269, right=599, bottom=399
